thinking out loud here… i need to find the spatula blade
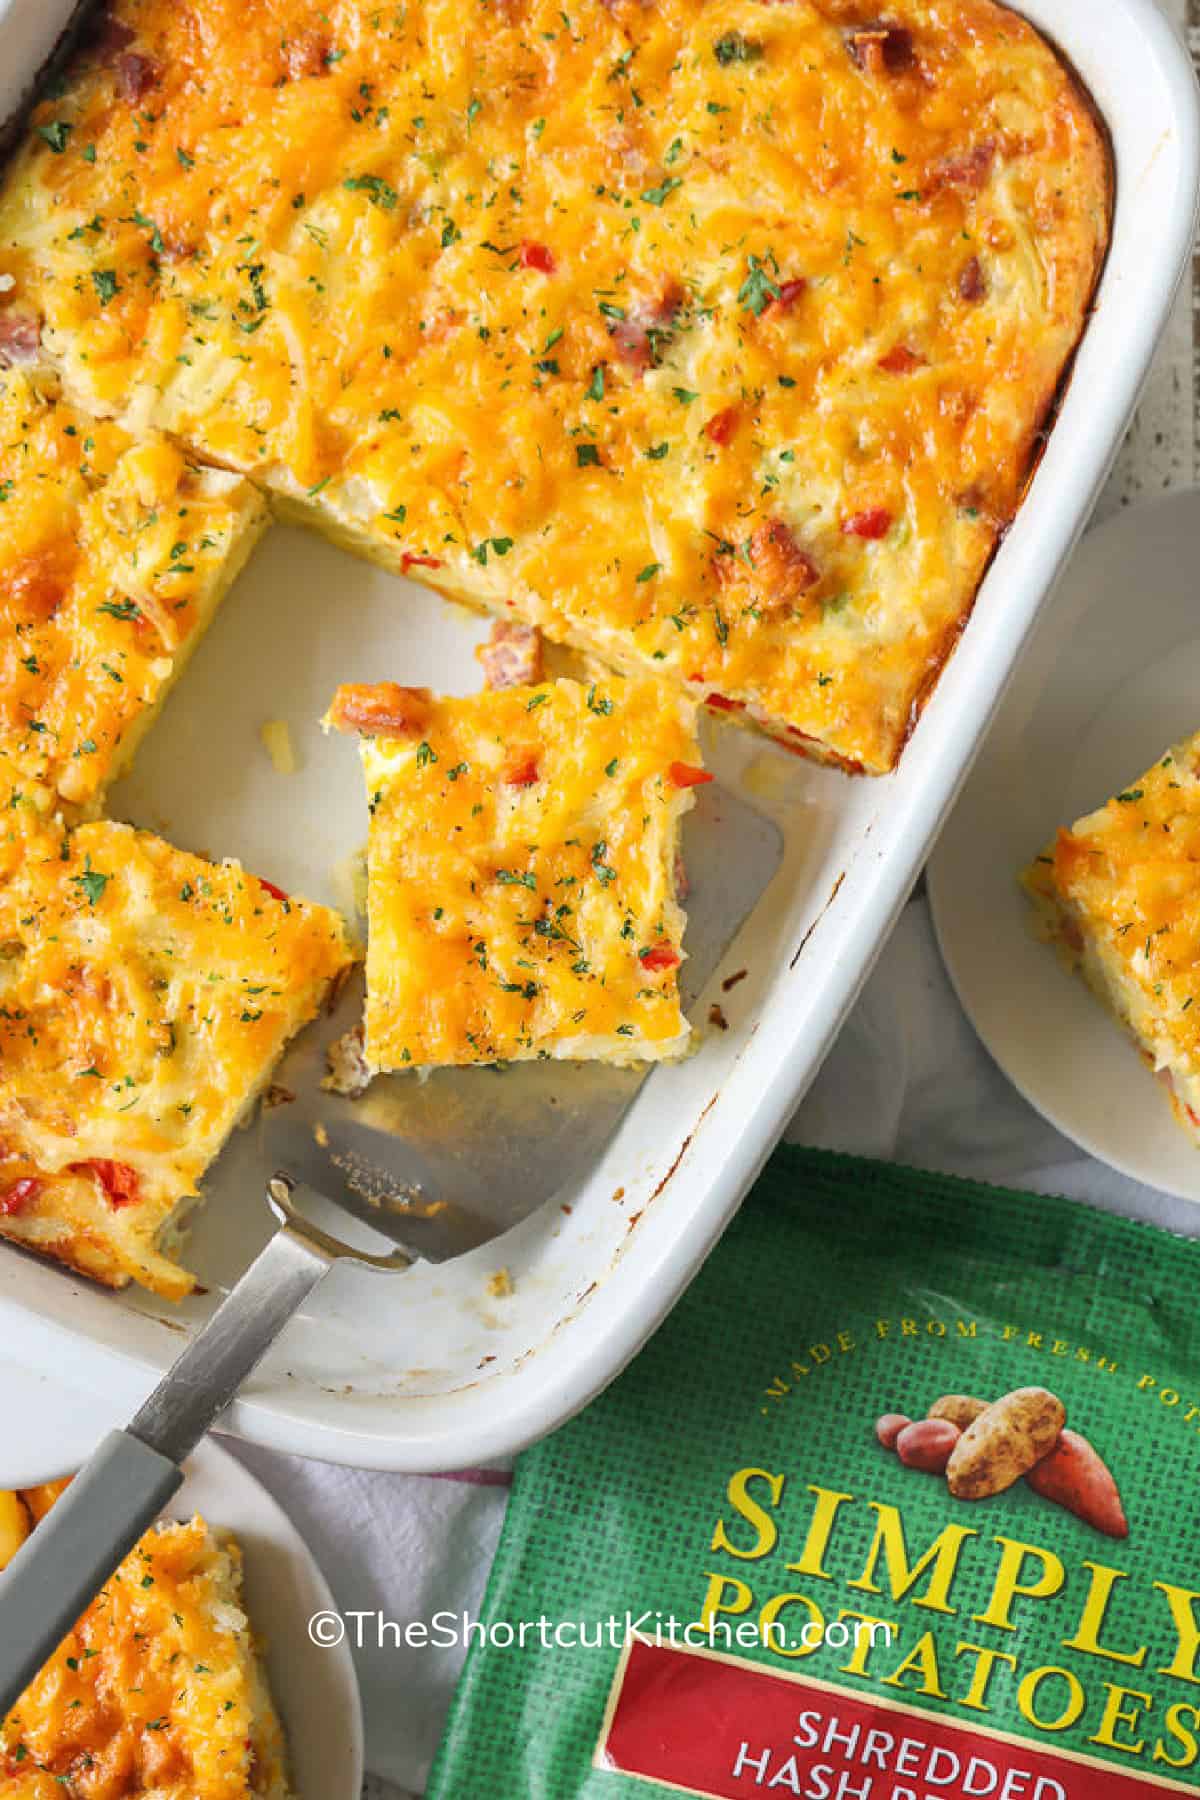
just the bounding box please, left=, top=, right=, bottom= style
left=260, top=778, right=782, bottom=1257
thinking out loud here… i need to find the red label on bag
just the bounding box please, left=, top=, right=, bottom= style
left=597, top=1638, right=1191, bottom=1799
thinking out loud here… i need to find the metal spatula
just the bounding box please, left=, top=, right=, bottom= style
left=0, top=781, right=779, bottom=1708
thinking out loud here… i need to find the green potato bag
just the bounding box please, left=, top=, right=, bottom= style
left=428, top=1147, right=1200, bottom=1799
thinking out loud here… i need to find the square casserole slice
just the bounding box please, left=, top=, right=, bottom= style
left=1, top=1512, right=294, bottom=1800
left=327, top=677, right=705, bottom=1069
left=0, top=818, right=352, bottom=1299
left=1022, top=733, right=1200, bottom=1143
left=0, top=369, right=267, bottom=816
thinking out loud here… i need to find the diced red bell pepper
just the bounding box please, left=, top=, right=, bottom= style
left=842, top=508, right=894, bottom=539
left=504, top=753, right=540, bottom=787
left=878, top=345, right=923, bottom=374
left=767, top=277, right=807, bottom=315
left=70, top=1159, right=141, bottom=1208
left=704, top=407, right=738, bottom=446
left=639, top=944, right=681, bottom=972
left=0, top=1176, right=41, bottom=1216
left=668, top=762, right=713, bottom=788
left=257, top=876, right=289, bottom=903
left=518, top=241, right=556, bottom=274
left=401, top=552, right=443, bottom=573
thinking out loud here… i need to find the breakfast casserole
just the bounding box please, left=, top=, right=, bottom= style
left=0, top=370, right=267, bottom=816
left=0, top=1506, right=294, bottom=1800
left=0, top=0, right=1110, bottom=772
left=327, top=677, right=703, bottom=1067
left=0, top=818, right=352, bottom=1298
left=1023, top=733, right=1200, bottom=1145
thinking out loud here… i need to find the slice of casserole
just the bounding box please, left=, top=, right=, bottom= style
left=327, top=678, right=703, bottom=1068
left=0, top=818, right=352, bottom=1298
left=0, top=0, right=1110, bottom=772
left=0, top=370, right=267, bottom=817
left=0, top=1510, right=294, bottom=1800
left=1022, top=734, right=1200, bottom=1143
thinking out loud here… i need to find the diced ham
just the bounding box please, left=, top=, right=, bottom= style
left=704, top=407, right=738, bottom=446
left=929, top=140, right=996, bottom=193
left=328, top=682, right=432, bottom=738
left=749, top=519, right=820, bottom=609
left=842, top=507, right=894, bottom=539
left=609, top=281, right=685, bottom=372
left=668, top=762, right=713, bottom=788
left=846, top=23, right=914, bottom=73
left=518, top=241, right=556, bottom=274
left=0, top=312, right=40, bottom=367
left=0, top=1177, right=40, bottom=1217
left=69, top=1159, right=140, bottom=1208
left=87, top=9, right=136, bottom=58
left=878, top=344, right=924, bottom=374
left=478, top=620, right=543, bottom=690
left=1059, top=913, right=1084, bottom=953
left=282, top=30, right=330, bottom=79
left=323, top=1025, right=372, bottom=1099
left=958, top=254, right=987, bottom=302
left=639, top=944, right=681, bottom=972
left=115, top=51, right=160, bottom=101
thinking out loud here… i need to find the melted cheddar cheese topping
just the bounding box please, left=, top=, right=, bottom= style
left=0, top=818, right=352, bottom=1298
left=329, top=678, right=699, bottom=1066
left=0, top=372, right=267, bottom=815
left=1024, top=734, right=1200, bottom=1135
left=0, top=0, right=1110, bottom=770
left=1, top=1515, right=293, bottom=1800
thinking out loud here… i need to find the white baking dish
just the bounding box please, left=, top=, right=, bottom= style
left=0, top=0, right=1196, bottom=1473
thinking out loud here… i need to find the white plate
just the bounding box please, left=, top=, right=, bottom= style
left=5, top=1427, right=364, bottom=1800
left=0, top=1351, right=122, bottom=1489
left=929, top=490, right=1200, bottom=1203
left=0, top=0, right=1196, bottom=1471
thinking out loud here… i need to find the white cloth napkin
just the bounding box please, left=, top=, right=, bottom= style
left=225, top=890, right=1200, bottom=1799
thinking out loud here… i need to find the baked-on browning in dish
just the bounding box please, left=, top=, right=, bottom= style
left=1023, top=732, right=1200, bottom=1146
left=327, top=678, right=701, bottom=1067
left=0, top=818, right=352, bottom=1298
left=0, top=0, right=1111, bottom=771
left=0, top=1510, right=294, bottom=1799
left=0, top=371, right=267, bottom=815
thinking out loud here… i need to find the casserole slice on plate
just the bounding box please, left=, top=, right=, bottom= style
left=1024, top=732, right=1200, bottom=1145
left=0, top=1496, right=294, bottom=1800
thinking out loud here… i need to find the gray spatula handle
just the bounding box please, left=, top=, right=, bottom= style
left=0, top=1175, right=408, bottom=1716
left=0, top=1430, right=182, bottom=1711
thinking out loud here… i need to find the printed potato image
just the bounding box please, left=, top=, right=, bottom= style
left=1026, top=1428, right=1129, bottom=1538
left=875, top=1413, right=912, bottom=1450
left=896, top=1419, right=961, bottom=1474
left=946, top=1386, right=1066, bottom=1500
left=927, top=1394, right=989, bottom=1430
